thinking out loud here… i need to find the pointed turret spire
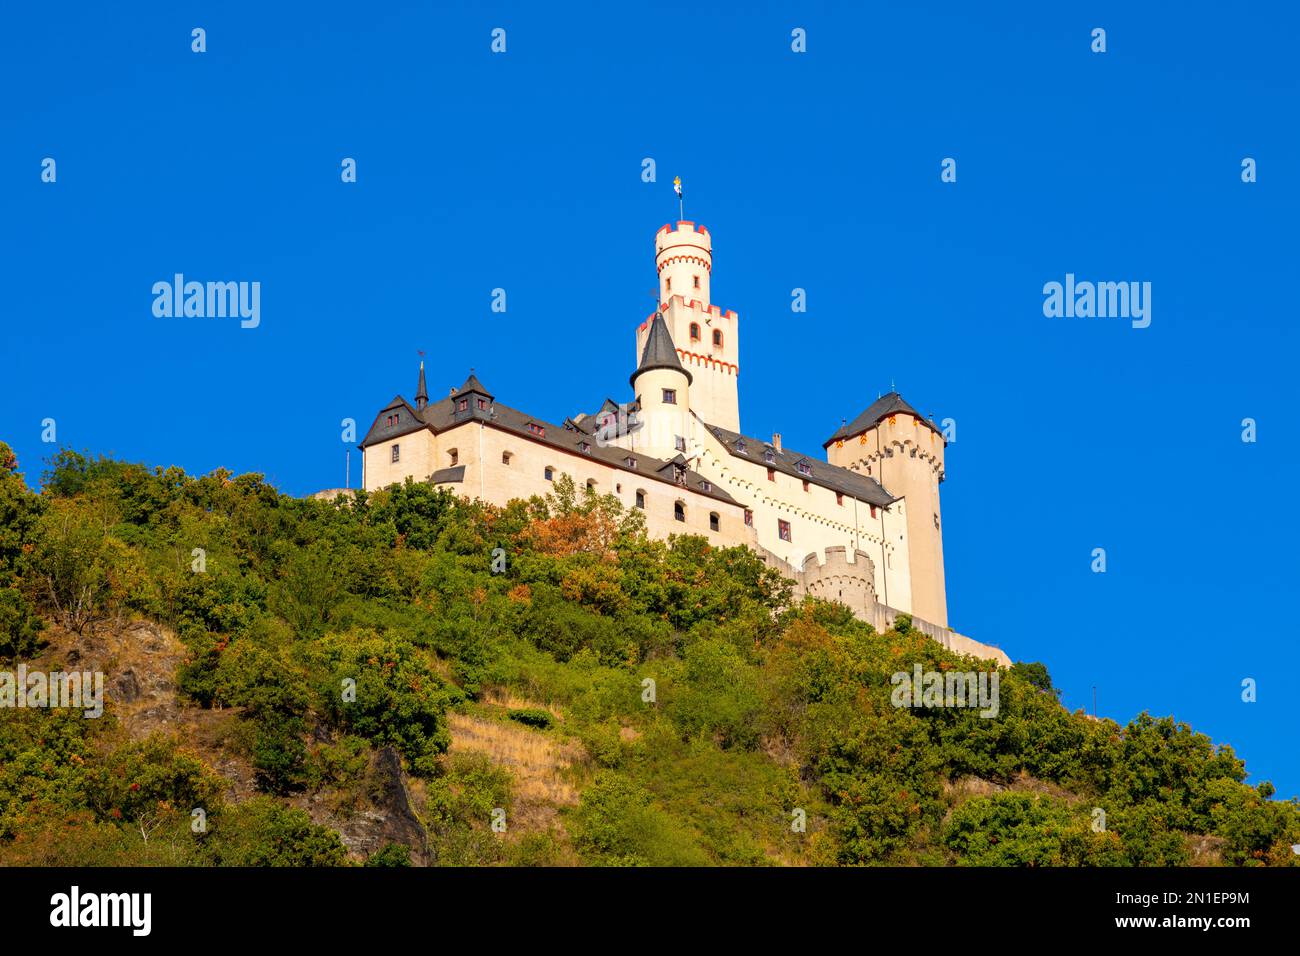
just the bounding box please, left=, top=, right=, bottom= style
left=415, top=360, right=428, bottom=411
left=630, top=313, right=692, bottom=386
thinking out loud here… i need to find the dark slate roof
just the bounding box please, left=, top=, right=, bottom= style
left=454, top=373, right=492, bottom=399
left=366, top=385, right=739, bottom=507
left=430, top=465, right=465, bottom=484
left=706, top=422, right=896, bottom=508
left=415, top=363, right=428, bottom=406
left=358, top=395, right=430, bottom=448
left=630, top=313, right=692, bottom=386
left=824, top=392, right=942, bottom=446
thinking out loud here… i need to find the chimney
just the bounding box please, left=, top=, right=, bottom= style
left=772, top=432, right=782, bottom=453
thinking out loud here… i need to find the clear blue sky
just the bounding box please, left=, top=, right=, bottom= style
left=3, top=2, right=1297, bottom=798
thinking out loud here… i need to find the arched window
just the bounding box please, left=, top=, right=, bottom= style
left=709, top=512, right=719, bottom=532
left=674, top=500, right=686, bottom=522
left=712, top=329, right=723, bottom=348
left=635, top=489, right=646, bottom=509
left=689, top=322, right=701, bottom=342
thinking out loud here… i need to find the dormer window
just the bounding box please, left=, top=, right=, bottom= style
left=700, top=480, right=712, bottom=492
left=579, top=441, right=591, bottom=453
left=457, top=398, right=468, bottom=412
left=625, top=456, right=637, bottom=469
left=477, top=398, right=488, bottom=411
left=797, top=461, right=812, bottom=476
left=764, top=449, right=775, bottom=464
left=736, top=439, right=746, bottom=453
left=528, top=423, right=545, bottom=437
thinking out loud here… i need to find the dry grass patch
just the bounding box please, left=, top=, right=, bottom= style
left=447, top=712, right=585, bottom=831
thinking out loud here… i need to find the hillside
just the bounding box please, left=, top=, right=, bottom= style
left=1, top=443, right=1297, bottom=867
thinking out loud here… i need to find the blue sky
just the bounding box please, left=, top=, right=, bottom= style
left=3, top=2, right=1297, bottom=798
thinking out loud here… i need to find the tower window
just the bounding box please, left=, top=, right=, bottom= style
left=674, top=501, right=685, bottom=522
left=712, top=329, right=722, bottom=348
left=391, top=444, right=400, bottom=463
left=767, top=467, right=775, bottom=482
left=457, top=398, right=468, bottom=412
left=635, top=489, right=645, bottom=509
left=709, top=512, right=719, bottom=532
left=666, top=277, right=671, bottom=291
left=675, top=435, right=686, bottom=452
left=689, top=323, right=701, bottom=342
left=544, top=466, right=555, bottom=481
left=663, top=388, right=677, bottom=405
left=778, top=519, right=792, bottom=542
left=693, top=275, right=700, bottom=289
left=502, top=451, right=513, bottom=465
left=744, top=509, right=753, bottom=527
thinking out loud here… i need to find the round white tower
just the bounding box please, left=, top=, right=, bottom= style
left=656, top=222, right=711, bottom=306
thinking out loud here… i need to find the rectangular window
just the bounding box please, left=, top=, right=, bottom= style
left=709, top=513, right=719, bottom=531
left=529, top=423, right=545, bottom=436
left=477, top=398, right=487, bottom=410
left=767, top=467, right=775, bottom=482
left=625, top=457, right=637, bottom=468
left=836, top=493, right=843, bottom=506
left=457, top=399, right=468, bottom=412
left=635, top=490, right=645, bottom=509
left=744, top=509, right=753, bottom=527
left=802, top=480, right=810, bottom=492
left=870, top=505, right=878, bottom=519
left=663, top=389, right=677, bottom=405
left=675, top=435, right=686, bottom=452
left=449, top=451, right=458, bottom=466
left=797, top=462, right=812, bottom=476
left=778, top=519, right=792, bottom=542
left=700, top=480, right=711, bottom=491
left=391, top=444, right=400, bottom=463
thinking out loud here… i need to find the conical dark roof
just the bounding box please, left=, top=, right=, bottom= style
left=823, top=391, right=940, bottom=446
left=415, top=361, right=429, bottom=407
left=630, top=314, right=692, bottom=386
left=454, top=372, right=492, bottom=399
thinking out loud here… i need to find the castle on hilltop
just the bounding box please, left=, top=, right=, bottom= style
left=354, top=220, right=1009, bottom=665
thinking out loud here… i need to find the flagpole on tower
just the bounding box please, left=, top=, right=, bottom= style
left=674, top=176, right=684, bottom=220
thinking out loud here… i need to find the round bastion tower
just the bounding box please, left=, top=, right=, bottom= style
left=638, top=222, right=740, bottom=432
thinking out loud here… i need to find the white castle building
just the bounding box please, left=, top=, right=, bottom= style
left=353, top=220, right=1010, bottom=665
